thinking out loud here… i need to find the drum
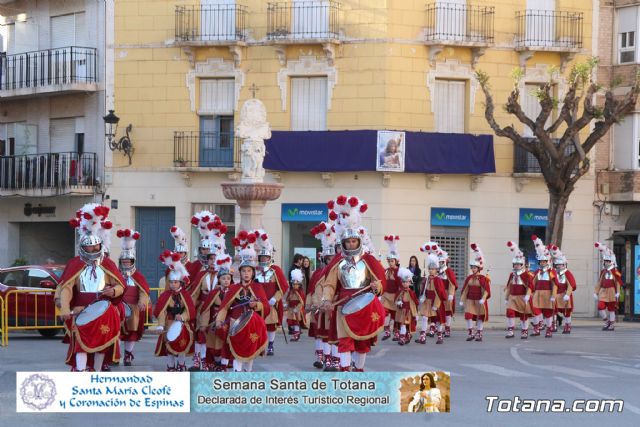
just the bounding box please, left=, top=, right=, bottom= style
left=227, top=310, right=268, bottom=361
left=73, top=299, right=120, bottom=350
left=340, top=292, right=386, bottom=340
left=76, top=300, right=110, bottom=326
left=165, top=320, right=192, bottom=354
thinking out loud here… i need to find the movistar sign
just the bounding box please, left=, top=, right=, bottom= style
left=281, top=203, right=328, bottom=222
left=430, top=207, right=471, bottom=227
left=519, top=208, right=548, bottom=227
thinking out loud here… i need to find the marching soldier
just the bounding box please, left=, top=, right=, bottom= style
left=531, top=236, right=558, bottom=338
left=285, top=269, right=307, bottom=341
left=460, top=244, right=490, bottom=342
left=550, top=245, right=576, bottom=334
left=594, top=242, right=623, bottom=331
left=437, top=249, right=458, bottom=338
left=394, top=268, right=418, bottom=345
left=416, top=251, right=448, bottom=344
left=381, top=235, right=401, bottom=341
left=504, top=241, right=533, bottom=339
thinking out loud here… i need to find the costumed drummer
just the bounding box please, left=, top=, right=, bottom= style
left=416, top=249, right=448, bottom=345
left=154, top=252, right=196, bottom=371
left=215, top=240, right=270, bottom=372
left=380, top=235, right=401, bottom=342
left=594, top=242, right=623, bottom=332
left=504, top=241, right=533, bottom=339
left=460, top=243, right=491, bottom=342
left=550, top=245, right=576, bottom=334
left=284, top=269, right=307, bottom=341
left=254, top=230, right=289, bottom=356
left=116, top=228, right=150, bottom=366
left=308, top=222, right=338, bottom=370
left=531, top=236, right=558, bottom=338
left=320, top=195, right=387, bottom=372
left=161, top=226, right=191, bottom=290
left=197, top=253, right=233, bottom=371
left=394, top=267, right=419, bottom=346
left=57, top=203, right=125, bottom=372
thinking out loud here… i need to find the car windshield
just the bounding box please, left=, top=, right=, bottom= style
left=50, top=268, right=64, bottom=279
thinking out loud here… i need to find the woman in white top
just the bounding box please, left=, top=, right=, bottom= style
left=407, top=373, right=441, bottom=413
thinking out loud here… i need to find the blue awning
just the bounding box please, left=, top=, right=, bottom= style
left=264, top=130, right=495, bottom=174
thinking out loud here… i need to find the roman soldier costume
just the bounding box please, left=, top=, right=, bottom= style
left=116, top=228, right=150, bottom=366
left=394, top=267, right=418, bottom=345
left=161, top=226, right=191, bottom=290
left=437, top=248, right=458, bottom=338
left=594, top=242, right=623, bottom=331
left=416, top=250, right=448, bottom=344
left=550, top=245, right=576, bottom=334
left=154, top=252, right=196, bottom=371
left=57, top=203, right=125, bottom=372
left=321, top=195, right=386, bottom=372
left=504, top=241, right=533, bottom=339
left=380, top=235, right=401, bottom=341
left=531, top=236, right=558, bottom=338
left=215, top=242, right=270, bottom=372
left=460, top=243, right=491, bottom=342
left=254, top=230, right=289, bottom=356
left=285, top=269, right=307, bottom=341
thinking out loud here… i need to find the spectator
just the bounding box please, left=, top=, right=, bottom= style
left=289, top=253, right=304, bottom=278
left=302, top=256, right=312, bottom=292
left=408, top=255, right=422, bottom=295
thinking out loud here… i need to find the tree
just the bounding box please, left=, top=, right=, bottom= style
left=475, top=59, right=640, bottom=246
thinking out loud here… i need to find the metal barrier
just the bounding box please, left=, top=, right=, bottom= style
left=0, top=287, right=167, bottom=346
left=0, top=295, right=5, bottom=346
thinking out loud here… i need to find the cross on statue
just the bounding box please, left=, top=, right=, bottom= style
left=249, top=83, right=259, bottom=98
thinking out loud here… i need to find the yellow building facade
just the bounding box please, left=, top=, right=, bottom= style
left=107, top=0, right=599, bottom=316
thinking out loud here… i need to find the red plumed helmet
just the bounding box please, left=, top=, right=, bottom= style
left=132, top=232, right=140, bottom=240
left=348, top=196, right=359, bottom=207
left=359, top=204, right=368, bottom=213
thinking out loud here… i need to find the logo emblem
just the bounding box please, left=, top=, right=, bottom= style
left=288, top=208, right=299, bottom=217
left=524, top=213, right=534, bottom=221
left=20, top=374, right=56, bottom=411
left=435, top=212, right=446, bottom=220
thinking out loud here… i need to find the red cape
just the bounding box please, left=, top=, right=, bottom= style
left=153, top=288, right=196, bottom=319
left=563, top=270, right=577, bottom=291
left=306, top=267, right=325, bottom=298
left=58, top=256, right=126, bottom=289
left=218, top=282, right=271, bottom=318
left=507, top=272, right=535, bottom=292
left=461, top=274, right=491, bottom=299
left=445, top=267, right=458, bottom=289
left=131, top=270, right=150, bottom=294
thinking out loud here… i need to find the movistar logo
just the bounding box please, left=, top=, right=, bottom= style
left=286, top=207, right=324, bottom=217
left=435, top=211, right=467, bottom=221
left=288, top=208, right=299, bottom=216
left=523, top=212, right=548, bottom=221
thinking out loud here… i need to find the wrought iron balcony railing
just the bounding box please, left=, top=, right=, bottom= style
left=175, top=4, right=248, bottom=43
left=0, top=152, right=97, bottom=192
left=0, top=47, right=98, bottom=92
left=514, top=138, right=576, bottom=173
left=515, top=10, right=583, bottom=50
left=267, top=1, right=340, bottom=41
left=425, top=2, right=495, bottom=45
left=174, top=131, right=240, bottom=168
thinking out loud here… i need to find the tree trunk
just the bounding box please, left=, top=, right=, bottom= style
left=546, top=191, right=571, bottom=247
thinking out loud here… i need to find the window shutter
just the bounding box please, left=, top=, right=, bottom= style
left=51, top=14, right=76, bottom=48
left=50, top=118, right=76, bottom=153
left=200, top=78, right=235, bottom=114
left=291, top=77, right=328, bottom=131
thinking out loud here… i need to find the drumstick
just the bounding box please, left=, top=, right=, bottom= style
left=331, top=284, right=373, bottom=308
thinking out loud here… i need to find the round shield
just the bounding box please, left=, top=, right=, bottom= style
left=342, top=292, right=375, bottom=315
left=75, top=300, right=110, bottom=327
left=229, top=310, right=253, bottom=337
left=166, top=320, right=183, bottom=342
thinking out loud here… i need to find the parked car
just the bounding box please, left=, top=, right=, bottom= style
left=0, top=264, right=65, bottom=337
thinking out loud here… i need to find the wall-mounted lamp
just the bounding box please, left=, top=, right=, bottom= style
left=103, top=109, right=133, bottom=165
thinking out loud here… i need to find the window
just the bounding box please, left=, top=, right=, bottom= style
left=50, top=118, right=78, bottom=153
left=199, top=115, right=234, bottom=167
left=618, top=6, right=638, bottom=64
left=620, top=31, right=636, bottom=63
left=27, top=269, right=52, bottom=288
left=613, top=113, right=640, bottom=170
left=199, top=78, right=235, bottom=114
left=434, top=79, right=465, bottom=133
left=291, top=76, right=327, bottom=130
left=0, top=123, right=37, bottom=156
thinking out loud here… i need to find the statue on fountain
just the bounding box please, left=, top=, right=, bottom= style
left=237, top=98, right=271, bottom=183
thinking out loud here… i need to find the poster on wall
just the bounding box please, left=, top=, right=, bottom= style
left=376, top=130, right=406, bottom=172
left=294, top=247, right=318, bottom=273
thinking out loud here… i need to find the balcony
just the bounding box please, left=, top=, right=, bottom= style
left=513, top=138, right=576, bottom=174
left=174, top=131, right=240, bottom=169
left=515, top=10, right=583, bottom=57
left=0, top=47, right=98, bottom=100
left=598, top=170, right=640, bottom=202
left=174, top=4, right=248, bottom=46
left=0, top=152, right=97, bottom=197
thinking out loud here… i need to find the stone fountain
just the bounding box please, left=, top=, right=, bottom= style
left=221, top=97, right=283, bottom=231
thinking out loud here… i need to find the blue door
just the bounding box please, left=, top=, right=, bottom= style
left=199, top=115, right=234, bottom=167
left=135, top=207, right=175, bottom=301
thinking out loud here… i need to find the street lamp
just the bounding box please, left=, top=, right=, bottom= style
left=103, top=109, right=133, bottom=165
